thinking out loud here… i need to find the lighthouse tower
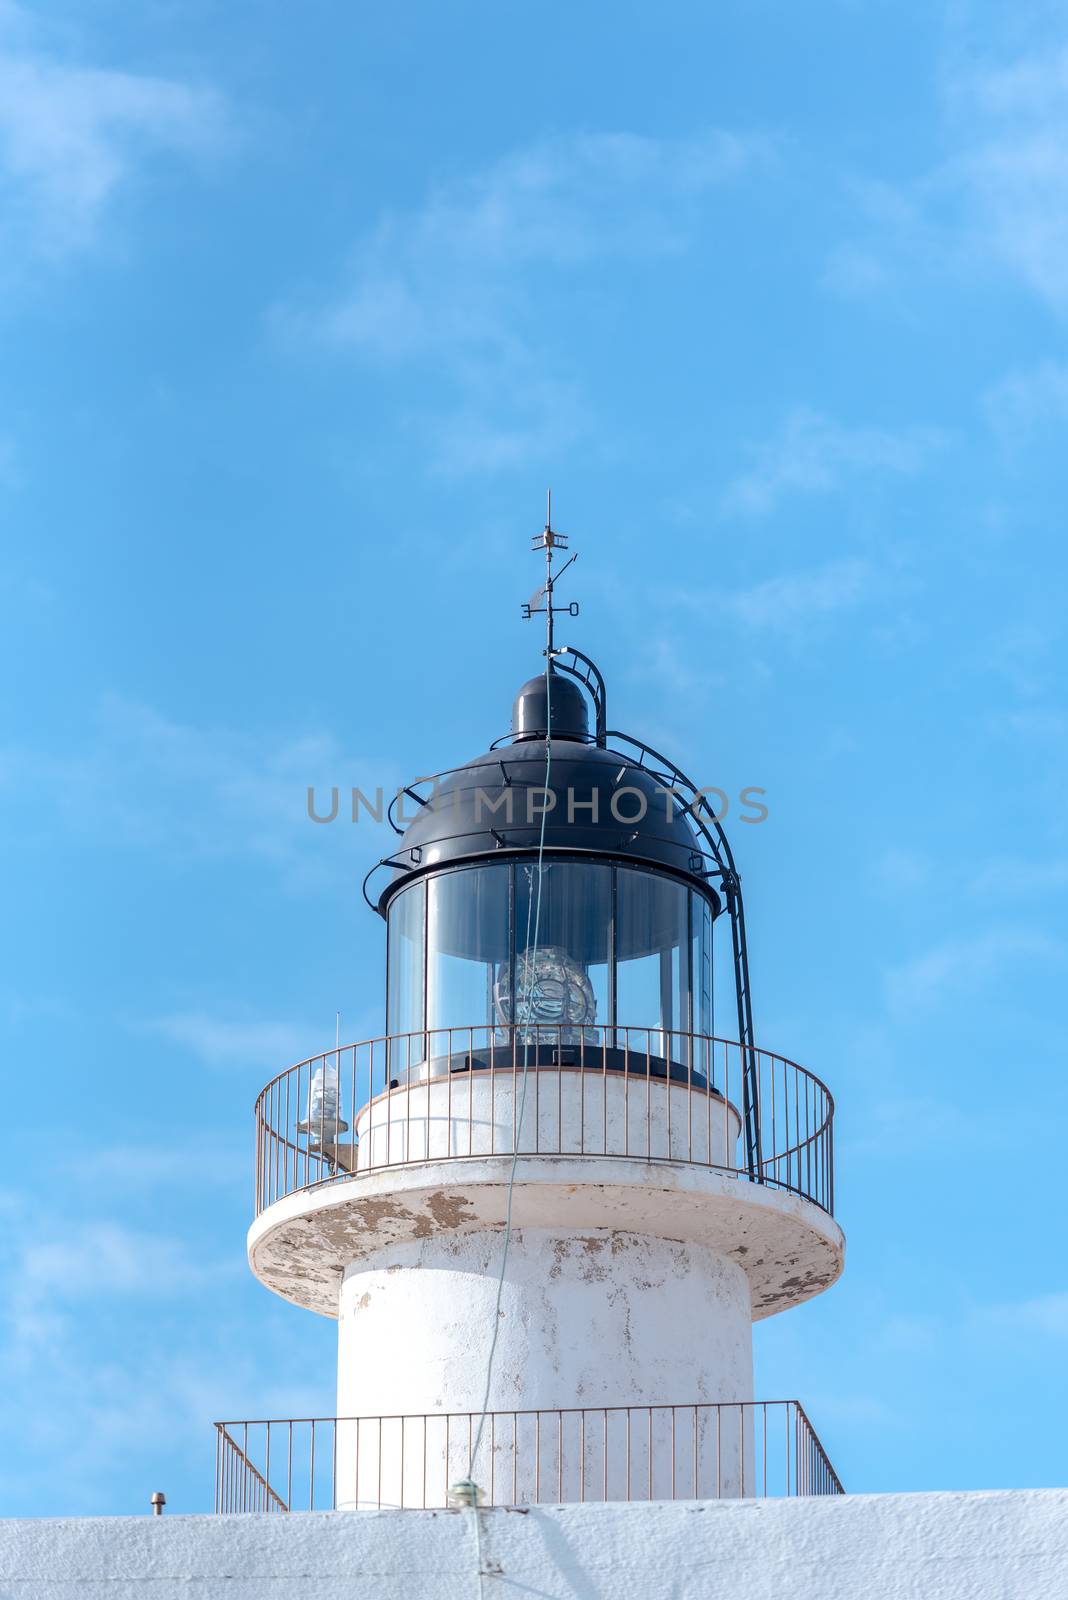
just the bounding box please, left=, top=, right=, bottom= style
left=232, top=515, right=845, bottom=1512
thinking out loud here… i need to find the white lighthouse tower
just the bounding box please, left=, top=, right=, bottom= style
left=227, top=517, right=845, bottom=1512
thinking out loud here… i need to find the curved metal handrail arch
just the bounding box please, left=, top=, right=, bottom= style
left=597, top=722, right=762, bottom=1181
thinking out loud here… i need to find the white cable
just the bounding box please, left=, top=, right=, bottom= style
left=468, top=659, right=552, bottom=1472
left=455, top=660, right=554, bottom=1591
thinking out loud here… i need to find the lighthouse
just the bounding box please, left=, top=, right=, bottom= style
left=227, top=511, right=845, bottom=1512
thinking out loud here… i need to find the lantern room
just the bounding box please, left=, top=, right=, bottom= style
left=369, top=663, right=738, bottom=1096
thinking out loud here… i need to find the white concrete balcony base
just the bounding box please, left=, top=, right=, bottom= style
left=247, top=1153, right=844, bottom=1319
left=349, top=1071, right=742, bottom=1169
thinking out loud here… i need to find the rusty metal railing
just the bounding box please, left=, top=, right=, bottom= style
left=216, top=1420, right=289, bottom=1513
left=213, top=1399, right=843, bottom=1512
left=253, top=1026, right=834, bottom=1218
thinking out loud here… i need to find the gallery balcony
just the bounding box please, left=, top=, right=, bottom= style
left=247, top=1026, right=843, bottom=1323
left=254, top=1025, right=835, bottom=1215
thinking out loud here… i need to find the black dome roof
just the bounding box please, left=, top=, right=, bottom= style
left=379, top=680, right=720, bottom=914
left=512, top=667, right=589, bottom=741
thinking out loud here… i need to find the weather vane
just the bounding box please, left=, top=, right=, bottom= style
left=522, top=489, right=578, bottom=657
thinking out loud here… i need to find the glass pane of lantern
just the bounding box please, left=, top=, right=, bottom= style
left=692, top=889, right=714, bottom=1083
left=509, top=861, right=611, bottom=1043
left=426, top=865, right=510, bottom=1041
left=692, top=890, right=713, bottom=1038
left=387, top=880, right=425, bottom=1039
left=615, top=870, right=689, bottom=1057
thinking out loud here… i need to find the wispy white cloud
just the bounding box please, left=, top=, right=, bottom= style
left=662, top=558, right=874, bottom=637
left=884, top=926, right=1065, bottom=1013
left=276, top=129, right=768, bottom=472
left=985, top=707, right=1067, bottom=741
left=721, top=408, right=946, bottom=517
left=429, top=373, right=589, bottom=478
left=0, top=3, right=229, bottom=258
left=726, top=558, right=871, bottom=627
left=984, top=360, right=1068, bottom=436
left=980, top=1291, right=1068, bottom=1338
left=873, top=849, right=934, bottom=897
left=3, top=1216, right=232, bottom=1350
left=142, top=1011, right=317, bottom=1069
left=843, top=1092, right=1002, bottom=1159
left=17, top=1221, right=221, bottom=1301
left=67, top=1136, right=247, bottom=1189
left=875, top=849, right=1068, bottom=905
left=949, top=47, right=1068, bottom=311
left=634, top=636, right=723, bottom=700
left=294, top=130, right=765, bottom=356
left=0, top=694, right=398, bottom=894
left=828, top=42, right=1068, bottom=313
left=813, top=1290, right=1068, bottom=1377
left=0, top=1331, right=319, bottom=1513
left=969, top=856, right=1068, bottom=897
left=979, top=620, right=1058, bottom=700
left=0, top=1188, right=329, bottom=1511
left=875, top=1312, right=942, bottom=1357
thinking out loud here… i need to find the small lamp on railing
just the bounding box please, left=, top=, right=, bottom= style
left=150, top=1492, right=166, bottom=1516
left=297, top=1016, right=350, bottom=1153
left=297, top=1060, right=349, bottom=1150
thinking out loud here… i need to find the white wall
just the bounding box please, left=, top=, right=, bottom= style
left=335, top=1225, right=754, bottom=1507
left=2, top=1490, right=1065, bottom=1600
left=336, top=1226, right=754, bottom=1415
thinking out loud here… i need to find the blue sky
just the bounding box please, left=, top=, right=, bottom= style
left=1, top=0, right=1067, bottom=1515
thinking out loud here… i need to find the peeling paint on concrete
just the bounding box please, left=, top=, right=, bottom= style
left=426, top=1191, right=477, bottom=1229
left=247, top=1156, right=844, bottom=1321
left=336, top=1227, right=753, bottom=1417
